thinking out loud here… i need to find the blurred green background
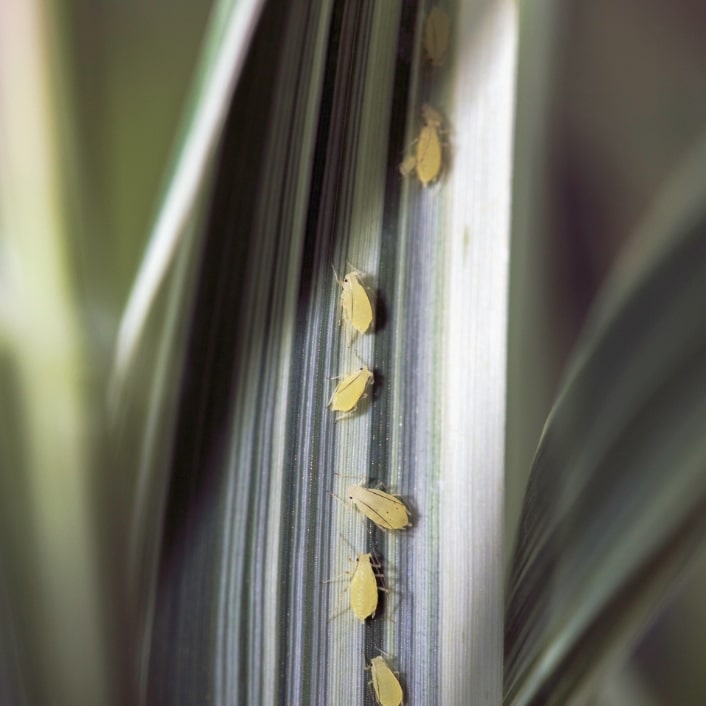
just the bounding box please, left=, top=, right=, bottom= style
left=68, top=0, right=211, bottom=304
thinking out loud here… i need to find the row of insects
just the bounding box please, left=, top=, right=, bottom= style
left=399, top=7, right=450, bottom=187
left=326, top=8, right=451, bottom=704
left=329, top=265, right=408, bottom=706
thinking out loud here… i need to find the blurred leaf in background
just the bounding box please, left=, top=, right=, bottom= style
left=507, top=0, right=706, bottom=704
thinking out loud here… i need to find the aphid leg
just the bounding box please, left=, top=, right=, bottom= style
left=345, top=261, right=365, bottom=278
left=326, top=389, right=337, bottom=407
left=325, top=554, right=356, bottom=622
left=366, top=553, right=396, bottom=622
left=323, top=561, right=354, bottom=585
left=347, top=326, right=358, bottom=348
left=351, top=349, right=366, bottom=366
left=331, top=262, right=344, bottom=287
left=337, top=532, right=358, bottom=553
left=399, top=153, right=417, bottom=178
left=369, top=553, right=387, bottom=586
left=323, top=575, right=349, bottom=584
left=366, top=676, right=377, bottom=704
left=327, top=594, right=349, bottom=623
left=334, top=407, right=358, bottom=423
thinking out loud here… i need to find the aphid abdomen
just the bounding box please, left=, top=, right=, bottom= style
left=369, top=656, right=404, bottom=706
left=349, top=554, right=378, bottom=622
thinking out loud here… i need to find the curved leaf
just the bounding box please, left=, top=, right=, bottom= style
left=505, top=134, right=706, bottom=705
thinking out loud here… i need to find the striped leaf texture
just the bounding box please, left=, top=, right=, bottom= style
left=113, top=2, right=514, bottom=705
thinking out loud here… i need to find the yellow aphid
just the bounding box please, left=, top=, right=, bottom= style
left=424, top=7, right=450, bottom=67
left=350, top=553, right=381, bottom=623
left=329, top=366, right=374, bottom=418
left=348, top=485, right=411, bottom=531
left=369, top=656, right=404, bottom=706
left=399, top=103, right=444, bottom=187
left=337, top=269, right=374, bottom=335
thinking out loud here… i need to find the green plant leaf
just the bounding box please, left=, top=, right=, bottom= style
left=116, top=1, right=516, bottom=705
left=505, top=128, right=706, bottom=706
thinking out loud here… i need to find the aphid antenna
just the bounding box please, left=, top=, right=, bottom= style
left=334, top=532, right=357, bottom=555
left=326, top=391, right=335, bottom=408
left=345, top=260, right=364, bottom=277
left=329, top=489, right=347, bottom=507
left=322, top=571, right=350, bottom=585
left=332, top=490, right=372, bottom=531
left=365, top=671, right=377, bottom=705
left=338, top=475, right=379, bottom=496
left=327, top=598, right=349, bottom=624
left=373, top=645, right=394, bottom=661
left=326, top=385, right=340, bottom=408
left=323, top=534, right=356, bottom=586
left=350, top=348, right=369, bottom=368
left=345, top=499, right=374, bottom=531
left=333, top=472, right=367, bottom=482
left=371, top=478, right=394, bottom=492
